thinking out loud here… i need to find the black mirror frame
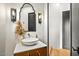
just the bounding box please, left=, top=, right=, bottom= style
left=19, top=3, right=35, bottom=20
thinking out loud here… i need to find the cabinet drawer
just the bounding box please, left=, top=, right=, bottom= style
left=14, top=47, right=47, bottom=56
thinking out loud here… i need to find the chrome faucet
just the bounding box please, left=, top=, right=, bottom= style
left=28, top=33, right=30, bottom=38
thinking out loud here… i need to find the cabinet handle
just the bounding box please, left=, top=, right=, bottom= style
left=36, top=50, right=40, bottom=56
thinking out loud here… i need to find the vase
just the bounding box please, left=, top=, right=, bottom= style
left=18, top=35, right=24, bottom=43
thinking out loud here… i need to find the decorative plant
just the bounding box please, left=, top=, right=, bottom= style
left=15, top=20, right=27, bottom=39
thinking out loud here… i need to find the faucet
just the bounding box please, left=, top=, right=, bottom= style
left=36, top=34, right=38, bottom=38
left=27, top=33, right=30, bottom=38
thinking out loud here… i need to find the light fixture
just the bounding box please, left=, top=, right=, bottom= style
left=11, top=8, right=16, bottom=22
left=38, top=13, right=42, bottom=24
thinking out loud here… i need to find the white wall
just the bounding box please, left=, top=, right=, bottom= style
left=43, top=4, right=47, bottom=44
left=5, top=3, right=47, bottom=56
left=0, top=4, right=6, bottom=56
left=49, top=3, right=70, bottom=48
left=72, top=4, right=79, bottom=55
left=71, top=3, right=79, bottom=56
left=5, top=3, right=20, bottom=56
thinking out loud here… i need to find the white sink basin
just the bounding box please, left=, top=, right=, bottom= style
left=21, top=38, right=39, bottom=46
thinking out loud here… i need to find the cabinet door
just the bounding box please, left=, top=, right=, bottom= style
left=29, top=50, right=40, bottom=56
left=37, top=47, right=47, bottom=56
left=29, top=47, right=47, bottom=56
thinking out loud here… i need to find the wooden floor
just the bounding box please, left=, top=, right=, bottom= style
left=49, top=47, right=70, bottom=56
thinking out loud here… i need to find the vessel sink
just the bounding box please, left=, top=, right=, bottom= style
left=21, top=38, right=39, bottom=46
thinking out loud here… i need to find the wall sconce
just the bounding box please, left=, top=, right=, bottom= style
left=11, top=8, right=16, bottom=22
left=38, top=13, right=42, bottom=24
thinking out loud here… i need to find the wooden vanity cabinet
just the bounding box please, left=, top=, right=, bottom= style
left=14, top=47, right=47, bottom=56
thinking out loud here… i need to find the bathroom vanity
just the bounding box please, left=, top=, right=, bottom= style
left=14, top=3, right=47, bottom=56
left=14, top=41, right=47, bottom=56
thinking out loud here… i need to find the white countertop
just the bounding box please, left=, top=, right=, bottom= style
left=14, top=41, right=47, bottom=54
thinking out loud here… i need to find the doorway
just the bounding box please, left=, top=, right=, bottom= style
left=62, top=10, right=70, bottom=50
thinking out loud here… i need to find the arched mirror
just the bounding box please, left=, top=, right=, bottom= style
left=19, top=3, right=36, bottom=32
